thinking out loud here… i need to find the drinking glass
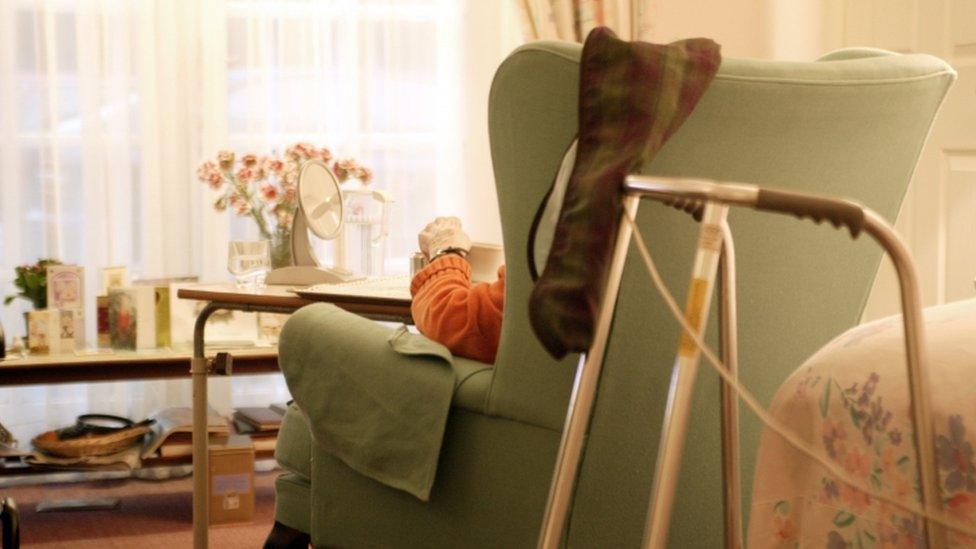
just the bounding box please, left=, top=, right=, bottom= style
left=227, top=240, right=271, bottom=289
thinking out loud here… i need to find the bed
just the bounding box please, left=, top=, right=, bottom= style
left=748, top=298, right=976, bottom=547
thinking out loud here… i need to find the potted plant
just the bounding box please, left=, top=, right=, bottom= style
left=4, top=258, right=61, bottom=341
left=197, top=142, right=373, bottom=268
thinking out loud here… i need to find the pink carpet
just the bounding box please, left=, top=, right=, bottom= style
left=1, top=471, right=278, bottom=548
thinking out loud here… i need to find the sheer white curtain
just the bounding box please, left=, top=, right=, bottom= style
left=516, top=0, right=655, bottom=41
left=0, top=0, right=232, bottom=442
left=222, top=0, right=463, bottom=267
left=0, top=0, right=508, bottom=442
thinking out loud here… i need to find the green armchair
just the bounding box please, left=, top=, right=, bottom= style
left=271, top=41, right=952, bottom=547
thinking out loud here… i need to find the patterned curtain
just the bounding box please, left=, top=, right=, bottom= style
left=516, top=0, right=655, bottom=42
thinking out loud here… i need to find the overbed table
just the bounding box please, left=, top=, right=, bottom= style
left=177, top=283, right=412, bottom=549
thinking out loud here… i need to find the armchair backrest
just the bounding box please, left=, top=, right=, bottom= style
left=488, top=41, right=953, bottom=546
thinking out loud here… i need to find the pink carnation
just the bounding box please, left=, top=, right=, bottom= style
left=236, top=167, right=254, bottom=183
left=332, top=158, right=358, bottom=181
left=241, top=154, right=258, bottom=167
left=353, top=166, right=373, bottom=183
left=282, top=169, right=297, bottom=185
left=230, top=193, right=251, bottom=215
left=285, top=142, right=315, bottom=160
left=295, top=142, right=315, bottom=158
left=213, top=196, right=228, bottom=212
left=275, top=208, right=294, bottom=228
left=207, top=172, right=224, bottom=190
left=260, top=183, right=279, bottom=201
left=282, top=184, right=297, bottom=204
left=217, top=150, right=235, bottom=170
left=196, top=161, right=217, bottom=182
left=263, top=157, right=283, bottom=174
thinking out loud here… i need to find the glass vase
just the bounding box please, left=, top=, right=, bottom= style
left=270, top=229, right=293, bottom=269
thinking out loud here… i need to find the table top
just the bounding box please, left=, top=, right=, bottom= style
left=177, top=283, right=413, bottom=322
left=0, top=283, right=412, bottom=386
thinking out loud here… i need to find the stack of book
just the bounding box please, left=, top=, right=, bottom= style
left=141, top=407, right=230, bottom=462
left=232, top=404, right=287, bottom=456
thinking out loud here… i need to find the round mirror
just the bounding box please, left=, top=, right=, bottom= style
left=267, top=158, right=363, bottom=285
left=298, top=159, right=344, bottom=240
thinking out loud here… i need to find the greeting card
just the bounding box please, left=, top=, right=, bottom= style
left=97, top=295, right=111, bottom=348
left=46, top=265, right=84, bottom=311
left=57, top=308, right=81, bottom=352
left=27, top=310, right=54, bottom=355
left=108, top=287, right=156, bottom=350
left=102, top=266, right=129, bottom=293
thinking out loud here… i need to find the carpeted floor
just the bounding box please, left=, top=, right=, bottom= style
left=0, top=471, right=277, bottom=548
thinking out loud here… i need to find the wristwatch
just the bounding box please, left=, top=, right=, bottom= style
left=431, top=247, right=469, bottom=261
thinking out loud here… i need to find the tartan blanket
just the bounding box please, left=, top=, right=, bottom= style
left=529, top=27, right=721, bottom=359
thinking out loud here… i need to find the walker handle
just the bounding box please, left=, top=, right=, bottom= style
left=755, top=188, right=865, bottom=238
left=658, top=196, right=705, bottom=221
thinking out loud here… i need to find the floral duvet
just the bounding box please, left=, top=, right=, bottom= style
left=748, top=298, right=976, bottom=548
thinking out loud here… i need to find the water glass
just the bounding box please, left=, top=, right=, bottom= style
left=228, top=240, right=271, bottom=289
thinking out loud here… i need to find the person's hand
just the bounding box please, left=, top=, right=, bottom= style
left=418, top=217, right=471, bottom=260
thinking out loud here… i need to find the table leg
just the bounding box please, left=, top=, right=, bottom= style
left=192, top=303, right=221, bottom=549
left=190, top=301, right=299, bottom=549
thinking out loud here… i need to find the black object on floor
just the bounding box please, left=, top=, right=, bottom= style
left=263, top=520, right=310, bottom=549
left=1, top=497, right=19, bottom=549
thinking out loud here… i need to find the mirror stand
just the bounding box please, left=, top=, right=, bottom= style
left=265, top=209, right=364, bottom=286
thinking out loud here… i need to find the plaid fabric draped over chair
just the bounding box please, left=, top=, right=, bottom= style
left=528, top=27, right=720, bottom=358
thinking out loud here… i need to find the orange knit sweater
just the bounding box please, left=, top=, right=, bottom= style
left=410, top=254, right=505, bottom=364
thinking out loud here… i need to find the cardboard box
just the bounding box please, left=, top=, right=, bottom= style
left=209, top=435, right=255, bottom=525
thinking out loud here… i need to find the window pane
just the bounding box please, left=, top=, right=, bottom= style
left=360, top=17, right=440, bottom=133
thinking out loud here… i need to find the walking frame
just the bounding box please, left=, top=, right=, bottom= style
left=537, top=176, right=945, bottom=548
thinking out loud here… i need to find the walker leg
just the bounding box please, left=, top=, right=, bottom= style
left=642, top=203, right=728, bottom=548
left=861, top=212, right=945, bottom=547
left=537, top=196, right=641, bottom=549
left=718, top=221, right=742, bottom=549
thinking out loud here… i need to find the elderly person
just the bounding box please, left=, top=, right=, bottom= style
left=410, top=217, right=504, bottom=364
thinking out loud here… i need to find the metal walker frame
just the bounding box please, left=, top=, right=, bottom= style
left=537, top=176, right=944, bottom=548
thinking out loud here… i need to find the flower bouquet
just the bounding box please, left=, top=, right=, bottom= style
left=197, top=143, right=373, bottom=268
left=4, top=258, right=62, bottom=309
left=5, top=258, right=62, bottom=346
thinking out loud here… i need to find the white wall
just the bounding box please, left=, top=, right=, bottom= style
left=458, top=0, right=827, bottom=245
left=650, top=0, right=833, bottom=60
left=650, top=0, right=771, bottom=58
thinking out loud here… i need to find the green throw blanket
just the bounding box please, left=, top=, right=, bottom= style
left=278, top=303, right=457, bottom=501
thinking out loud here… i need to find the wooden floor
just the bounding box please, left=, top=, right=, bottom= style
left=1, top=471, right=277, bottom=548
